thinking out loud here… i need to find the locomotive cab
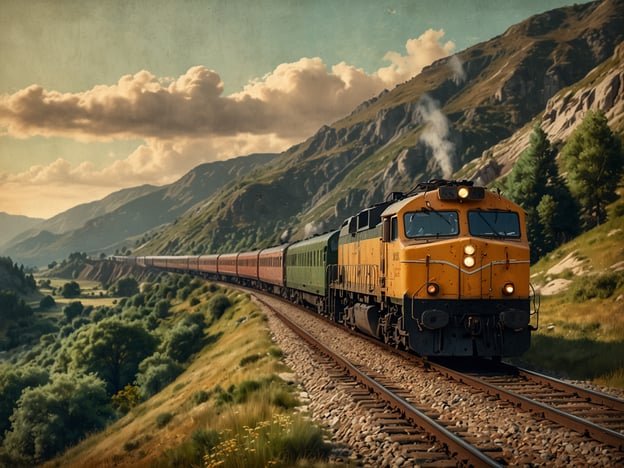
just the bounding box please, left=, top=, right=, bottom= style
left=379, top=181, right=533, bottom=357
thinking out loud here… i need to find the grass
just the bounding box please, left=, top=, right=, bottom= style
left=510, top=192, right=624, bottom=388
left=43, top=286, right=334, bottom=468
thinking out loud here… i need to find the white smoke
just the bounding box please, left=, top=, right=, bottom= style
left=417, top=94, right=455, bottom=178
left=304, top=221, right=324, bottom=238
left=449, top=55, right=466, bottom=85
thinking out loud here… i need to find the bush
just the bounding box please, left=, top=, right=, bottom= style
left=207, top=294, right=231, bottom=321
left=63, top=301, right=84, bottom=321
left=239, top=353, right=261, bottom=367
left=111, top=277, right=139, bottom=297
left=0, top=364, right=50, bottom=437
left=189, top=390, right=210, bottom=406
left=112, top=384, right=141, bottom=413
left=571, top=272, right=624, bottom=301
left=3, top=373, right=113, bottom=464
left=61, top=281, right=81, bottom=298
left=39, top=295, right=55, bottom=310
left=153, top=300, right=170, bottom=318
left=214, top=379, right=264, bottom=406
left=156, top=411, right=173, bottom=428
left=161, top=322, right=204, bottom=363
left=136, top=353, right=184, bottom=398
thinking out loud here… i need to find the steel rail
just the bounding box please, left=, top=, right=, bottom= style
left=512, top=365, right=624, bottom=412
left=258, top=295, right=503, bottom=468
left=430, top=361, right=624, bottom=451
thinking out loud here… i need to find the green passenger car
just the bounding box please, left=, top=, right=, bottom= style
left=285, top=230, right=339, bottom=297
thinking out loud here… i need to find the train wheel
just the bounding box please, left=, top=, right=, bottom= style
left=393, top=316, right=407, bottom=350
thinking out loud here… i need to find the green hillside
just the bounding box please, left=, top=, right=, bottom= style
left=513, top=184, right=624, bottom=386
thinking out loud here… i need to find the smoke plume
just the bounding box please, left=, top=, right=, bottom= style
left=417, top=95, right=455, bottom=178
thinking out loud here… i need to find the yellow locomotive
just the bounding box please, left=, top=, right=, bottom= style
left=331, top=180, right=536, bottom=357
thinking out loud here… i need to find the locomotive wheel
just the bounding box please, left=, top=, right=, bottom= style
left=393, top=316, right=407, bottom=350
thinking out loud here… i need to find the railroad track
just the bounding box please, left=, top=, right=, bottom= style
left=252, top=291, right=624, bottom=465
left=428, top=358, right=624, bottom=450
left=256, top=294, right=505, bottom=467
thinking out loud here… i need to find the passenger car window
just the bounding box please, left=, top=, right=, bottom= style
left=468, top=211, right=521, bottom=238
left=404, top=211, right=459, bottom=238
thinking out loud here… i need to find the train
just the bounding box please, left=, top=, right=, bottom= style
left=111, top=179, right=538, bottom=358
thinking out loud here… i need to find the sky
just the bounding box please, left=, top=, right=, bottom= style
left=0, top=0, right=591, bottom=219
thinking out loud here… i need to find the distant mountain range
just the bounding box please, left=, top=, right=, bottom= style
left=1, top=154, right=277, bottom=265
left=0, top=213, right=44, bottom=248
left=2, top=0, right=623, bottom=267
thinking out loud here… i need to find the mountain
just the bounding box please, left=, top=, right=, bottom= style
left=3, top=154, right=277, bottom=266
left=0, top=213, right=43, bottom=248
left=138, top=0, right=624, bottom=256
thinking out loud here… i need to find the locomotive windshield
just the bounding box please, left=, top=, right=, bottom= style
left=404, top=210, right=459, bottom=238
left=468, top=210, right=521, bottom=238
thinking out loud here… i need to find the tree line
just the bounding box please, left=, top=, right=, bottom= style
left=505, top=110, right=623, bottom=263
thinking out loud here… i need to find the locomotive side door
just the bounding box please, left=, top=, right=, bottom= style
left=381, top=215, right=400, bottom=300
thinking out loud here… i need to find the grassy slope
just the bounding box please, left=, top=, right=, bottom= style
left=43, top=288, right=322, bottom=468
left=512, top=184, right=624, bottom=387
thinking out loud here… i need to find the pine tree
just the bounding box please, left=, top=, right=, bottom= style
left=562, top=110, right=624, bottom=229
left=506, top=122, right=578, bottom=262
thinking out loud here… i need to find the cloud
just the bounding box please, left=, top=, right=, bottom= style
left=377, top=29, right=455, bottom=85
left=0, top=29, right=454, bottom=143
left=0, top=29, right=457, bottom=217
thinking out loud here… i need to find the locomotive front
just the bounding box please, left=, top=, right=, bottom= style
left=382, top=182, right=534, bottom=357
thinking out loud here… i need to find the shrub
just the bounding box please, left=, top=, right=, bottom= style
left=39, top=295, right=55, bottom=310
left=189, top=390, right=210, bottom=406
left=61, top=281, right=81, bottom=298
left=239, top=353, right=261, bottom=367
left=153, top=300, right=170, bottom=318
left=3, top=373, right=113, bottom=464
left=268, top=347, right=284, bottom=359
left=207, top=294, right=231, bottom=321
left=0, top=364, right=50, bottom=437
left=112, top=384, right=141, bottom=413
left=63, top=301, right=84, bottom=321
left=156, top=411, right=173, bottom=428
left=177, top=286, right=192, bottom=301
left=136, top=353, right=184, bottom=398
left=161, top=322, right=204, bottom=363
left=571, top=272, right=624, bottom=301
left=112, top=277, right=139, bottom=297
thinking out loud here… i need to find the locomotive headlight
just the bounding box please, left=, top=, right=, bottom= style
left=463, top=244, right=476, bottom=255
left=426, top=282, right=440, bottom=296
left=463, top=256, right=476, bottom=268
left=502, top=282, right=515, bottom=296
left=458, top=186, right=470, bottom=199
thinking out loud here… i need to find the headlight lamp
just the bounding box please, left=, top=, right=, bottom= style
left=503, top=282, right=515, bottom=296
left=458, top=187, right=470, bottom=199
left=426, top=282, right=440, bottom=295
left=463, top=256, right=476, bottom=268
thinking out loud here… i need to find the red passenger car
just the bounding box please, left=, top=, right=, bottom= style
left=218, top=253, right=238, bottom=277
left=258, top=244, right=288, bottom=288
left=198, top=254, right=219, bottom=275
left=237, top=250, right=260, bottom=281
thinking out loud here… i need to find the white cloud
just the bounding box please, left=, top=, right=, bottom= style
left=0, top=29, right=456, bottom=217
left=0, top=28, right=454, bottom=143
